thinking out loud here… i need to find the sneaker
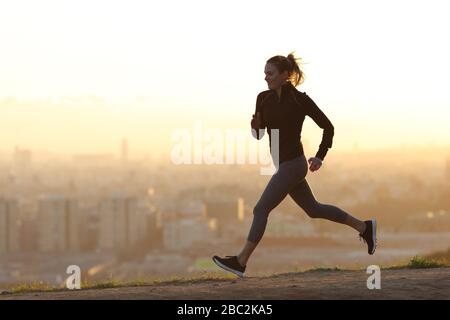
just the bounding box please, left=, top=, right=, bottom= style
left=359, top=219, right=377, bottom=255
left=212, top=255, right=246, bottom=278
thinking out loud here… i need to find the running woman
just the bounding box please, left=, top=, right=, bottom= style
left=213, top=52, right=377, bottom=277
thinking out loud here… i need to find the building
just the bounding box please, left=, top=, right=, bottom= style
left=98, top=194, right=150, bottom=251
left=37, top=195, right=80, bottom=252
left=163, top=216, right=212, bottom=250
left=0, top=198, right=20, bottom=253
left=202, top=197, right=245, bottom=237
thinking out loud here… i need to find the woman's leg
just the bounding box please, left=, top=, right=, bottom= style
left=288, top=178, right=366, bottom=233
left=238, top=155, right=308, bottom=266
left=237, top=241, right=258, bottom=267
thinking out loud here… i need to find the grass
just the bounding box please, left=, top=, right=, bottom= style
left=307, top=266, right=341, bottom=272
left=383, top=255, right=447, bottom=270
left=425, top=247, right=450, bottom=265
left=9, top=282, right=55, bottom=294
left=407, top=256, right=446, bottom=268
left=4, top=273, right=237, bottom=295
left=85, top=279, right=123, bottom=290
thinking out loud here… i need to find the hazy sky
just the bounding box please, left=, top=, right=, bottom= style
left=0, top=0, right=449, bottom=156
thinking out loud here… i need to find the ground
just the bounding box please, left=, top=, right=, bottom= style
left=1, top=267, right=449, bottom=300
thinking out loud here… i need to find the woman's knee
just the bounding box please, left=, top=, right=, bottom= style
left=253, top=203, right=269, bottom=219
left=303, top=202, right=324, bottom=219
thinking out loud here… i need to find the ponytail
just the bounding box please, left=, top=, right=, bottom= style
left=266, top=51, right=305, bottom=87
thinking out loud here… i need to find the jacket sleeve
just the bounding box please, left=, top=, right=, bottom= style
left=302, top=92, right=334, bottom=161
left=251, top=92, right=267, bottom=140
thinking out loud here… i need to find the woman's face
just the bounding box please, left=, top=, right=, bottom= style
left=264, top=63, right=289, bottom=90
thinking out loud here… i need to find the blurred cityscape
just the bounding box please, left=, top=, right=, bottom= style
left=0, top=140, right=449, bottom=289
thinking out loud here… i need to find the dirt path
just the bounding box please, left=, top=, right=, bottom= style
left=1, top=267, right=449, bottom=300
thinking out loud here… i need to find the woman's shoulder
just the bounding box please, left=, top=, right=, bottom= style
left=291, top=86, right=307, bottom=96
left=256, top=90, right=274, bottom=106
left=257, top=89, right=272, bottom=98
left=291, top=88, right=316, bottom=105
left=288, top=87, right=306, bottom=102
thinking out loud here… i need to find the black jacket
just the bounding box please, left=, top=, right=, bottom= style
left=251, top=82, right=334, bottom=163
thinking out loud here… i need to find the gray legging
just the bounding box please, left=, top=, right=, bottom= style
left=247, top=154, right=349, bottom=243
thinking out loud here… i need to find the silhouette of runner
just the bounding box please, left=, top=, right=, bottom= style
left=213, top=52, right=377, bottom=277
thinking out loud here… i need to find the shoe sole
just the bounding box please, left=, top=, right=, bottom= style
left=212, top=257, right=244, bottom=278
left=370, top=219, right=377, bottom=255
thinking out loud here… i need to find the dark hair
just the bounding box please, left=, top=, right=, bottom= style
left=266, top=51, right=305, bottom=87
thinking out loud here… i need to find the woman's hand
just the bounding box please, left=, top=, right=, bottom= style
left=251, top=112, right=262, bottom=129
left=308, top=157, right=322, bottom=172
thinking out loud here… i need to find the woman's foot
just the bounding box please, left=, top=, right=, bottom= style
left=359, top=219, right=377, bottom=255
left=212, top=255, right=246, bottom=278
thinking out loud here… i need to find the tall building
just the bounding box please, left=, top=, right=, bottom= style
left=202, top=197, right=245, bottom=237
left=0, top=198, right=20, bottom=253
left=37, top=195, right=80, bottom=252
left=163, top=217, right=211, bottom=250
left=98, top=195, right=148, bottom=251
left=203, top=197, right=245, bottom=221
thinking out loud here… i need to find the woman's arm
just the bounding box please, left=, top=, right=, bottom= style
left=302, top=92, right=334, bottom=161
left=251, top=92, right=267, bottom=140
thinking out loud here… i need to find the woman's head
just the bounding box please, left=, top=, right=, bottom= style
left=264, top=52, right=304, bottom=90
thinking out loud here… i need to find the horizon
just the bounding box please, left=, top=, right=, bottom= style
left=0, top=141, right=449, bottom=161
